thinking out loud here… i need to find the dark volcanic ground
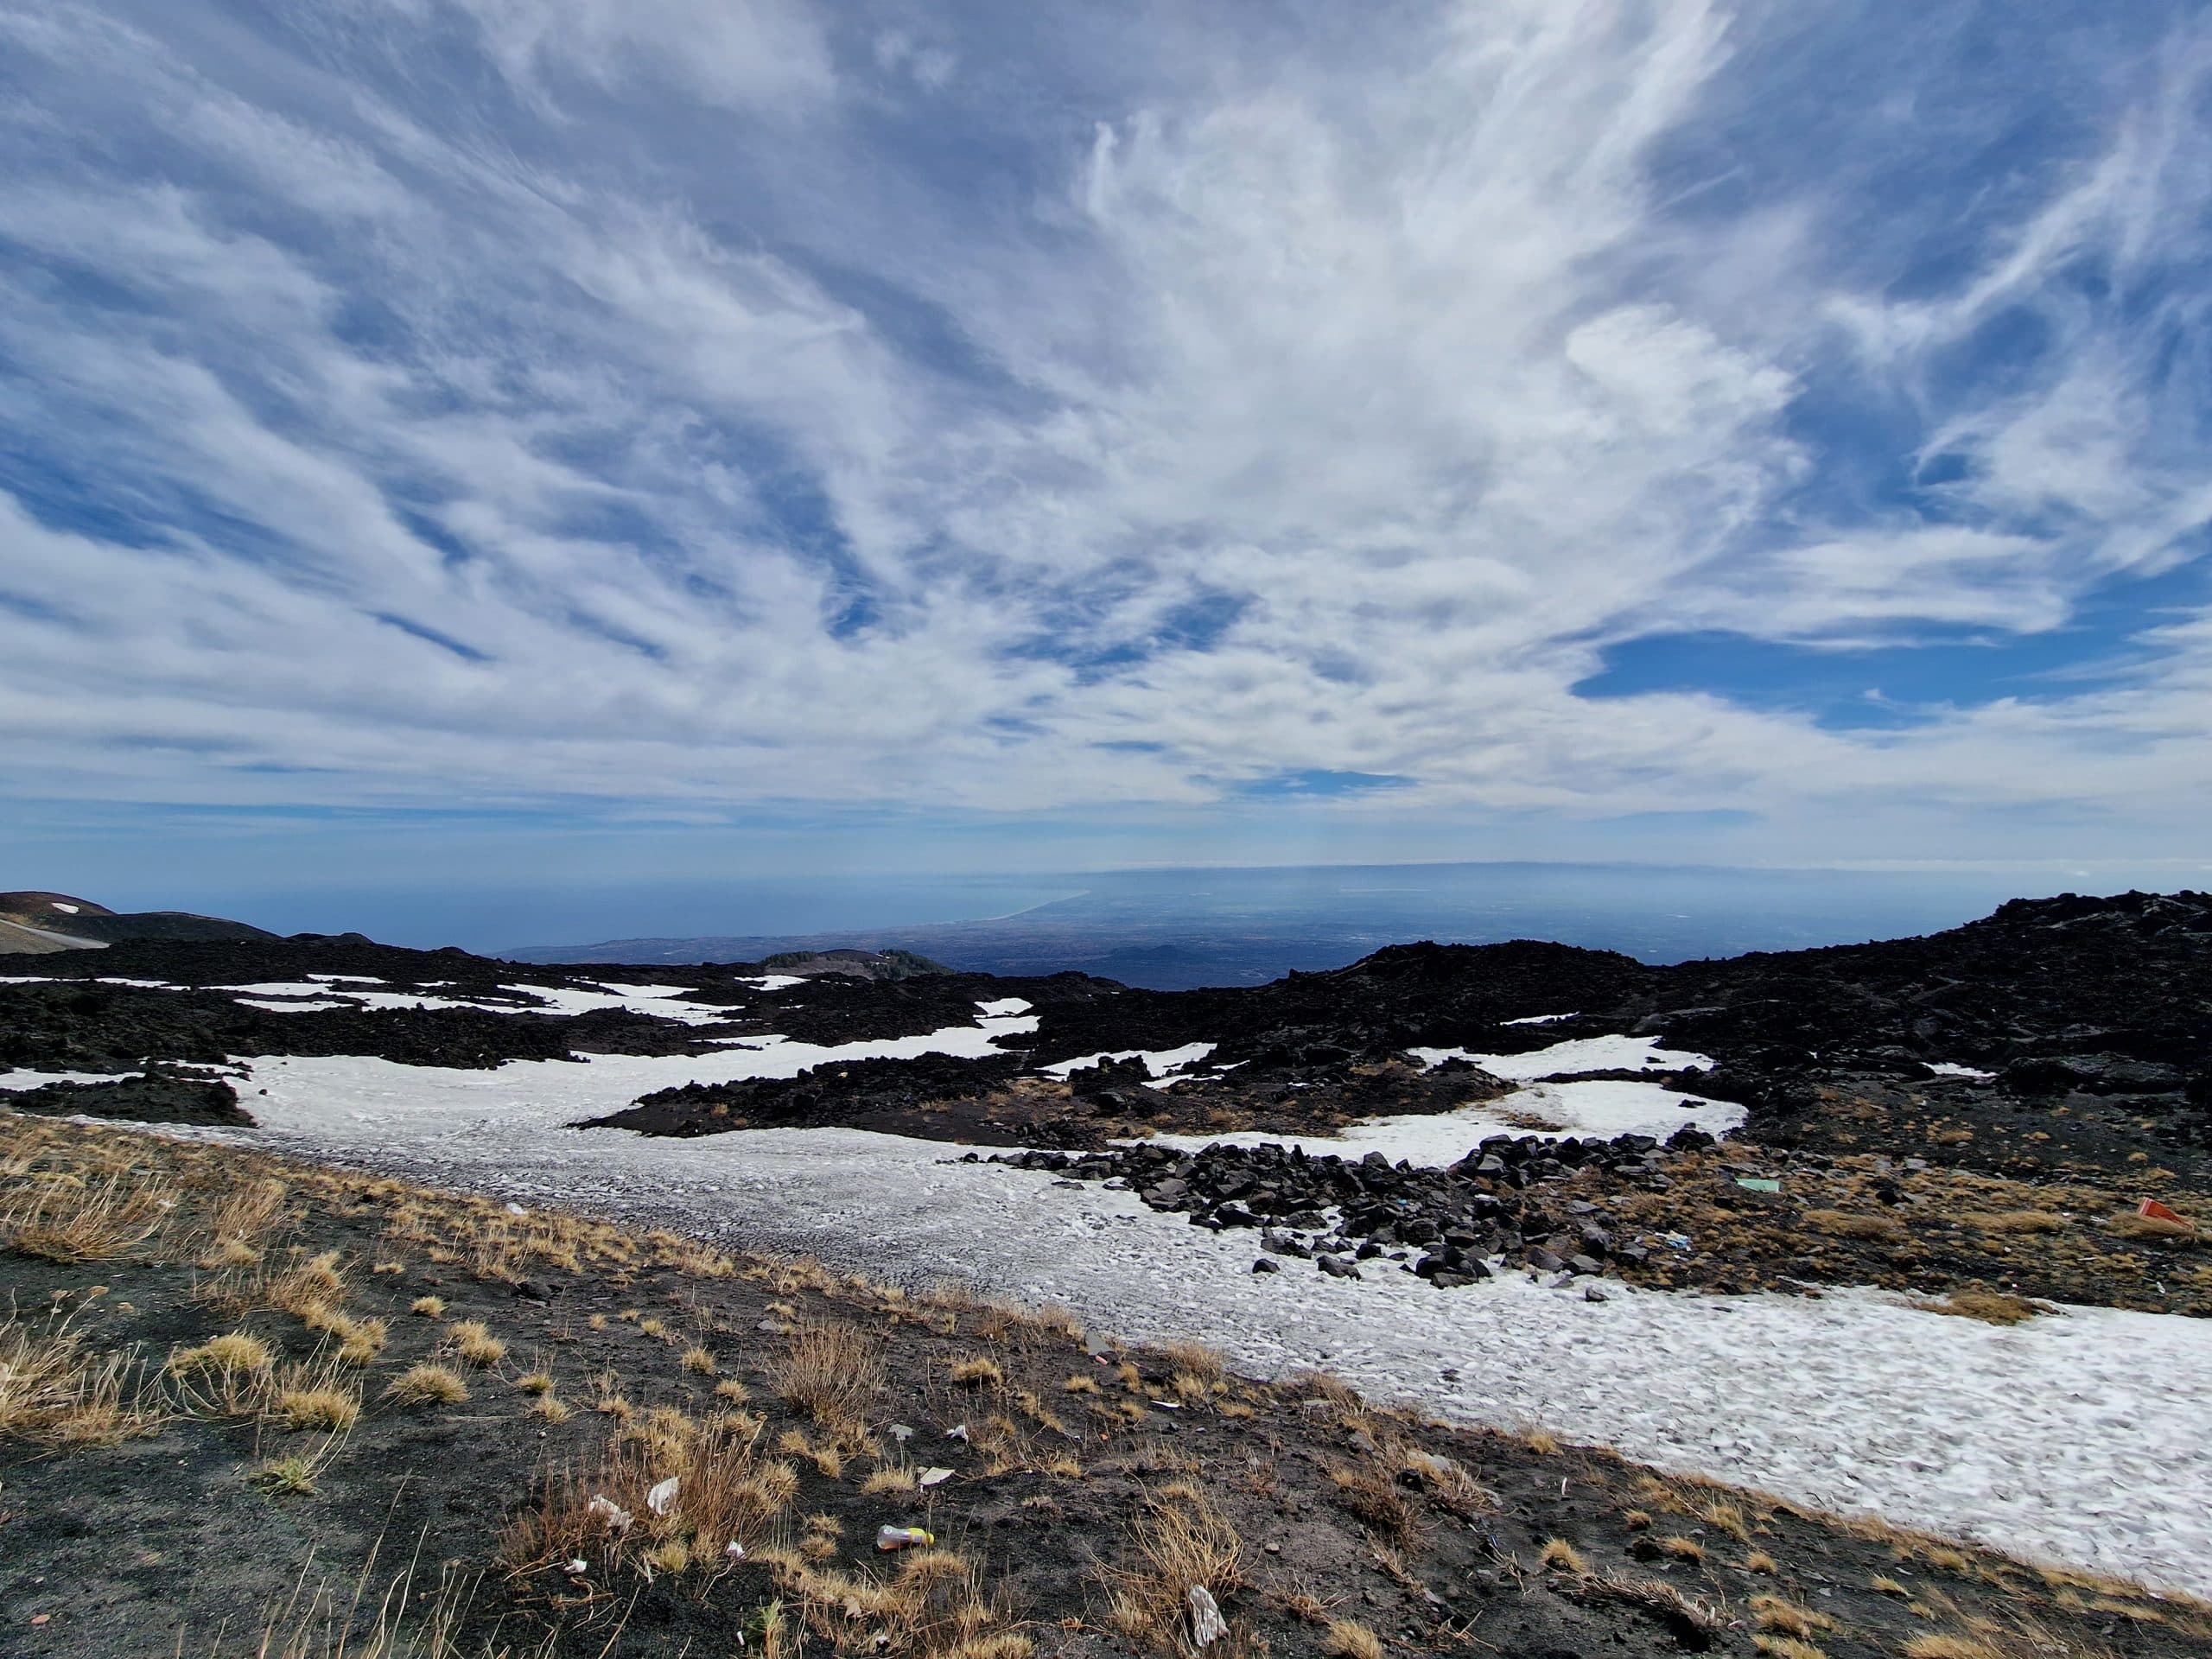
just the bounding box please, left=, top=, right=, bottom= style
left=3, top=890, right=2207, bottom=1313
left=14, top=1116, right=2202, bottom=1659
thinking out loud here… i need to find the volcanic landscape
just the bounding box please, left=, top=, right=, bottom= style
left=4, top=889, right=2211, bottom=1652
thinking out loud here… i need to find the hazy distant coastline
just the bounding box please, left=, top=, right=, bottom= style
left=505, top=859, right=2084, bottom=988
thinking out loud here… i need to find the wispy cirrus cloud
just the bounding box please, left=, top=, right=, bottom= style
left=1, top=0, right=2209, bottom=874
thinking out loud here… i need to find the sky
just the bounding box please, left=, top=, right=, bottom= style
left=3, top=0, right=2211, bottom=917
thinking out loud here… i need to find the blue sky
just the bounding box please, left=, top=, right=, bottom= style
left=3, top=0, right=2211, bottom=909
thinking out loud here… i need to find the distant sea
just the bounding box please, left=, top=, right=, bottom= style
left=499, top=861, right=2091, bottom=988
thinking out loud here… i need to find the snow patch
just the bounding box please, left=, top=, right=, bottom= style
left=48, top=902, right=79, bottom=914
left=1413, top=1033, right=1713, bottom=1079
left=499, top=982, right=736, bottom=1025
left=1503, top=1010, right=1579, bottom=1026
left=145, top=1085, right=2212, bottom=1599
left=1136, top=1080, right=1742, bottom=1163
left=1927, top=1062, right=1996, bottom=1080
left=1041, top=1043, right=1216, bottom=1080
left=209, top=978, right=742, bottom=1024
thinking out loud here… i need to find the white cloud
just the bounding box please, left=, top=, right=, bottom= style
left=1, top=0, right=2209, bottom=865
left=427, top=0, right=836, bottom=112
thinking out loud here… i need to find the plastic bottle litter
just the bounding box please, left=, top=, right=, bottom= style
left=1187, top=1586, right=1228, bottom=1647
left=646, top=1476, right=680, bottom=1516
left=876, top=1526, right=936, bottom=1553
left=587, top=1494, right=632, bottom=1533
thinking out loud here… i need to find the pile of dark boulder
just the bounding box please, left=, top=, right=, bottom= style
left=985, top=1122, right=1719, bottom=1287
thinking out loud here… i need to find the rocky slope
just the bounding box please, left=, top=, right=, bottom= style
left=3, top=890, right=2205, bottom=1314
left=0, top=890, right=276, bottom=952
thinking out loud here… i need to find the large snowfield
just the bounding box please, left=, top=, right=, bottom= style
left=12, top=994, right=2211, bottom=1599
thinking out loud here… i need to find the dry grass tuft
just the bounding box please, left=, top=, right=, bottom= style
left=1698, top=1498, right=1751, bottom=1541
left=1806, top=1210, right=1907, bottom=1242
left=1160, top=1339, right=1225, bottom=1386
left=1903, top=1638, right=2000, bottom=1659
left=170, top=1330, right=275, bottom=1377
left=1961, top=1210, right=2064, bottom=1235
left=1562, top=1572, right=1726, bottom=1649
left=385, top=1363, right=469, bottom=1406
left=1101, top=1484, right=1243, bottom=1649
left=1913, top=1290, right=2051, bottom=1325
left=0, top=1312, right=162, bottom=1446
left=266, top=1249, right=347, bottom=1315
left=1540, top=1538, right=1589, bottom=1573
left=1656, top=1535, right=1706, bottom=1562
left=505, top=1411, right=803, bottom=1592
left=448, top=1319, right=506, bottom=1368
left=681, top=1345, right=717, bottom=1376
left=167, top=1330, right=276, bottom=1418
left=1752, top=1595, right=1826, bottom=1637
left=410, top=1294, right=445, bottom=1319
left=197, top=1177, right=289, bottom=1266
left=950, top=1355, right=1005, bottom=1389
left=772, top=1323, right=887, bottom=1435
left=1324, top=1618, right=1386, bottom=1659
left=272, top=1360, right=362, bottom=1433
left=336, top=1315, right=388, bottom=1364
left=1326, top=1462, right=1412, bottom=1538
left=2112, top=1211, right=2197, bottom=1242
left=5, top=1169, right=174, bottom=1262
